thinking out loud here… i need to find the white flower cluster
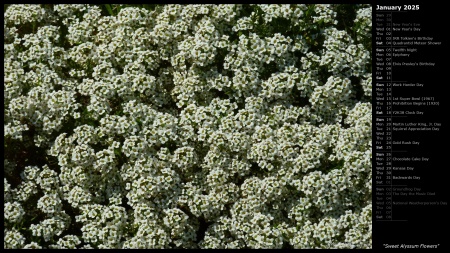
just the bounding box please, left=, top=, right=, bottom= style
left=354, top=5, right=372, bottom=42
left=4, top=201, right=25, bottom=223
left=4, top=228, right=26, bottom=249
left=4, top=4, right=48, bottom=25
left=4, top=4, right=372, bottom=249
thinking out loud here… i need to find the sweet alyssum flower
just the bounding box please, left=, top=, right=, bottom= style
left=4, top=4, right=371, bottom=249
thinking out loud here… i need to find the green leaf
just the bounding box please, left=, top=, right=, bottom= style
left=115, top=4, right=122, bottom=14
left=104, top=4, right=114, bottom=16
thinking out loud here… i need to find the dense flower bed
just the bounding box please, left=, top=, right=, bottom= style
left=4, top=4, right=372, bottom=249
